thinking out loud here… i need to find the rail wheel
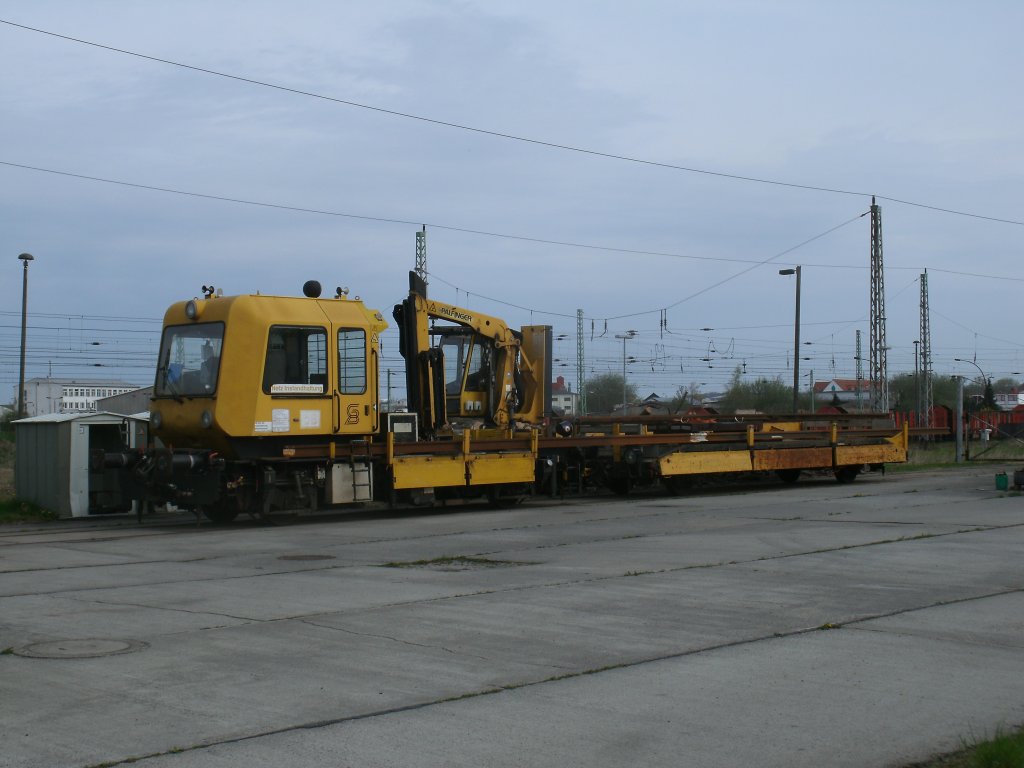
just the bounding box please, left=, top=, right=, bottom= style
left=662, top=476, right=694, bottom=496
left=607, top=476, right=630, bottom=496
left=255, top=487, right=294, bottom=526
left=486, top=486, right=527, bottom=508
left=776, top=469, right=801, bottom=484
left=834, top=466, right=860, bottom=484
left=200, top=502, right=240, bottom=524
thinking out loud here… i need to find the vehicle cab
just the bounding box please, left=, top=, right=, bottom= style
left=151, top=284, right=387, bottom=456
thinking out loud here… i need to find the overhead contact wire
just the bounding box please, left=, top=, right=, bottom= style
left=2, top=18, right=1023, bottom=226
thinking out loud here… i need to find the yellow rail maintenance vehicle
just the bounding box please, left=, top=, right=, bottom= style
left=98, top=274, right=909, bottom=523
left=105, top=281, right=387, bottom=522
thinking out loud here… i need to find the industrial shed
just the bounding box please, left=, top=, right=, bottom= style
left=14, top=412, right=148, bottom=518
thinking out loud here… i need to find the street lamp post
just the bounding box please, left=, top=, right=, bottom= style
left=950, top=360, right=991, bottom=456
left=614, top=331, right=636, bottom=413
left=778, top=266, right=801, bottom=412
left=954, top=357, right=990, bottom=393
left=954, top=375, right=965, bottom=463
left=954, top=358, right=987, bottom=403
left=954, top=358, right=991, bottom=460
left=17, top=253, right=34, bottom=418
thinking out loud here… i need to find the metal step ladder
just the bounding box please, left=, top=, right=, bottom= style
left=349, top=439, right=373, bottom=501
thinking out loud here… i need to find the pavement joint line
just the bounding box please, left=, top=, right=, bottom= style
left=0, top=562, right=369, bottom=599
left=745, top=517, right=990, bottom=526
left=297, top=618, right=494, bottom=661
left=847, top=623, right=1024, bottom=652
left=77, top=582, right=1024, bottom=768
left=2, top=555, right=216, bottom=576
left=0, top=525, right=201, bottom=543
left=838, top=585, right=1024, bottom=630
left=65, top=594, right=261, bottom=624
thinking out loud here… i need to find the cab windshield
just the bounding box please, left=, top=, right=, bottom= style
left=155, top=323, right=225, bottom=397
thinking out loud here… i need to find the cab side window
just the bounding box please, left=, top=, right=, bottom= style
left=263, top=326, right=327, bottom=394
left=338, top=329, right=367, bottom=394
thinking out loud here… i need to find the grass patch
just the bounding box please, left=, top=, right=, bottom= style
left=889, top=462, right=970, bottom=474
left=964, top=726, right=1024, bottom=767
left=895, top=440, right=1024, bottom=472
left=910, top=725, right=1024, bottom=767
left=380, top=555, right=531, bottom=569
left=0, top=498, right=58, bottom=524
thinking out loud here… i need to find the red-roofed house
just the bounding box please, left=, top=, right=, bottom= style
left=551, top=376, right=580, bottom=416
left=813, top=378, right=870, bottom=406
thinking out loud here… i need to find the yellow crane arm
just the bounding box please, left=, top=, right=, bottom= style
left=393, top=272, right=550, bottom=437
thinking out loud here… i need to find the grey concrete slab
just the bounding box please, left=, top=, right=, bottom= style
left=1, top=470, right=1023, bottom=768
left=85, top=594, right=1024, bottom=768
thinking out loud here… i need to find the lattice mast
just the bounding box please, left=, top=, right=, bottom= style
left=415, top=226, right=427, bottom=287
left=869, top=197, right=889, bottom=411
left=577, top=308, right=586, bottom=415
left=855, top=329, right=864, bottom=411
left=919, top=270, right=933, bottom=428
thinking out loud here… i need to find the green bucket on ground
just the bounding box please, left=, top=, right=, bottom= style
left=995, top=473, right=1008, bottom=491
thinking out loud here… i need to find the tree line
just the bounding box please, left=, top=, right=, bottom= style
left=580, top=368, right=1013, bottom=415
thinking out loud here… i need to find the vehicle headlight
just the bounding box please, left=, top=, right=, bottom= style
left=151, top=410, right=162, bottom=429
left=201, top=410, right=214, bottom=429
left=185, top=300, right=201, bottom=320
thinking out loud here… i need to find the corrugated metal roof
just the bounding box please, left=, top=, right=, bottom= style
left=13, top=411, right=148, bottom=425
left=23, top=377, right=140, bottom=387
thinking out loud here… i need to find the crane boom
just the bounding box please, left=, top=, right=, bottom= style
left=393, top=271, right=550, bottom=437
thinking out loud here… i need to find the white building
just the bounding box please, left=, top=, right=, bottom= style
left=14, top=378, right=140, bottom=417
left=994, top=391, right=1024, bottom=411
left=551, top=376, right=580, bottom=416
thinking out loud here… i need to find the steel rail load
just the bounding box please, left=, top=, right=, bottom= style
left=95, top=275, right=909, bottom=522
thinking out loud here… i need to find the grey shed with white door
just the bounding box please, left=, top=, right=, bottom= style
left=14, top=412, right=148, bottom=518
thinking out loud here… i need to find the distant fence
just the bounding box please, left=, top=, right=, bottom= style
left=891, top=405, right=1024, bottom=439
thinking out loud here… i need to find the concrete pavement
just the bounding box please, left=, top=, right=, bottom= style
left=1, top=466, right=1022, bottom=767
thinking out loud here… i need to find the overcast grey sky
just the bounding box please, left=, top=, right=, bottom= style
left=3, top=1, right=1022, bottom=401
